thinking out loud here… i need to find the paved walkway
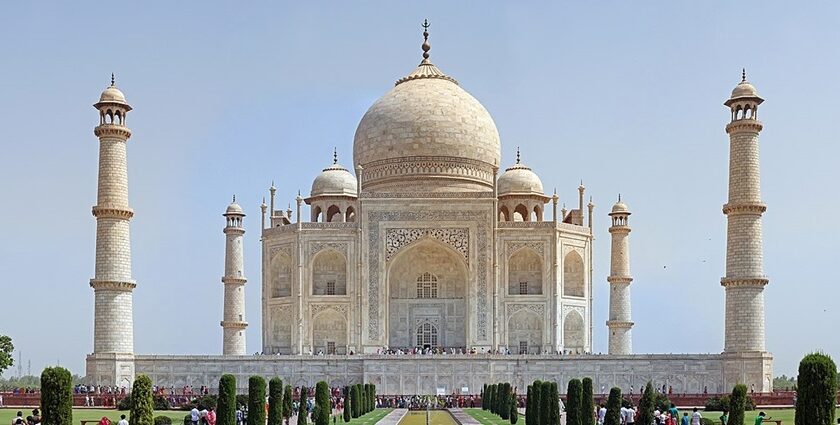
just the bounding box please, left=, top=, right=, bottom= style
left=447, top=408, right=480, bottom=424
left=376, top=408, right=408, bottom=425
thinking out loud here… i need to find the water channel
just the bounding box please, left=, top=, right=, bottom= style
left=396, top=410, right=459, bottom=425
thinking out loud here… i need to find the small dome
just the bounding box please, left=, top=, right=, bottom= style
left=310, top=163, right=357, bottom=198
left=225, top=201, right=244, bottom=215
left=498, top=162, right=544, bottom=196
left=99, top=86, right=127, bottom=104
left=610, top=201, right=629, bottom=214
left=730, top=80, right=759, bottom=99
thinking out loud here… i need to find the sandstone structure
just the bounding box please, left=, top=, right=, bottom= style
left=84, top=25, right=773, bottom=394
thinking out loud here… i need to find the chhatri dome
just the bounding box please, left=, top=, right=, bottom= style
left=353, top=20, right=501, bottom=192
left=497, top=148, right=545, bottom=196
left=310, top=150, right=358, bottom=197
left=727, top=69, right=762, bottom=101
left=97, top=74, right=130, bottom=107
left=224, top=196, right=244, bottom=215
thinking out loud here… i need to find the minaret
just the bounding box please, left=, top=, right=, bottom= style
left=221, top=197, right=247, bottom=355
left=90, top=75, right=136, bottom=357
left=607, top=196, right=633, bottom=355
left=722, top=70, right=768, bottom=353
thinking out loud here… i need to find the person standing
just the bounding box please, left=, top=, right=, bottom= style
left=207, top=408, right=216, bottom=425
left=691, top=408, right=702, bottom=425
left=118, top=415, right=128, bottom=425
left=719, top=410, right=728, bottom=425
left=668, top=404, right=679, bottom=422
left=680, top=413, right=689, bottom=425
left=625, top=405, right=636, bottom=425
left=754, top=412, right=771, bottom=425
left=190, top=407, right=200, bottom=425
left=598, top=404, right=607, bottom=425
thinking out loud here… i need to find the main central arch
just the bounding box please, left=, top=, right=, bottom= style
left=386, top=239, right=468, bottom=350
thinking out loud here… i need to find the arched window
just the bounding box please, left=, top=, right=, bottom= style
left=563, top=251, right=585, bottom=297
left=513, top=204, right=529, bottom=222
left=416, top=322, right=438, bottom=347
left=416, top=272, right=438, bottom=299
left=345, top=206, right=356, bottom=222
left=312, top=206, right=322, bottom=223
left=326, top=205, right=341, bottom=222
left=499, top=205, right=510, bottom=222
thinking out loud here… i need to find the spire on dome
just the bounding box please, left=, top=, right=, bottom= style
left=395, top=19, right=458, bottom=86
left=422, top=19, right=431, bottom=61
left=516, top=147, right=521, bottom=164
left=333, top=147, right=338, bottom=164
left=742, top=68, right=746, bottom=82
left=111, top=73, right=115, bottom=87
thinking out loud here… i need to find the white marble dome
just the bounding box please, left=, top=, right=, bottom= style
left=498, top=162, right=544, bottom=196
left=310, top=162, right=357, bottom=198
left=225, top=201, right=244, bottom=215
left=730, top=80, right=759, bottom=99
left=98, top=86, right=128, bottom=105
left=611, top=201, right=629, bottom=214
left=353, top=58, right=501, bottom=192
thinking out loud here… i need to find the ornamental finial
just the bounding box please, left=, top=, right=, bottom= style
left=111, top=73, right=115, bottom=87
left=232, top=194, right=236, bottom=203
left=741, top=68, right=746, bottom=82
left=421, top=19, right=431, bottom=60
left=333, top=147, right=338, bottom=164
left=618, top=193, right=621, bottom=202
left=516, top=147, right=521, bottom=164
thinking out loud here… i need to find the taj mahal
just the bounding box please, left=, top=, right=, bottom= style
left=84, top=23, right=773, bottom=394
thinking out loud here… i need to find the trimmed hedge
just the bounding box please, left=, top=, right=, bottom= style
left=247, top=376, right=266, bottom=425
left=726, top=384, right=747, bottom=425
left=581, top=378, right=595, bottom=425
left=795, top=353, right=837, bottom=425
left=217, top=375, right=237, bottom=425
left=638, top=382, right=655, bottom=425
left=314, top=381, right=331, bottom=425
left=267, top=378, right=283, bottom=425
left=153, top=416, right=172, bottom=425
left=130, top=375, right=155, bottom=425
left=350, top=384, right=360, bottom=418
left=604, top=387, right=622, bottom=425
left=566, top=379, right=583, bottom=425
left=299, top=386, right=308, bottom=425
left=539, top=381, right=552, bottom=425
left=530, top=380, right=542, bottom=425
left=549, top=381, right=560, bottom=425
left=282, top=385, right=293, bottom=421
left=509, top=386, right=518, bottom=424
left=41, top=366, right=73, bottom=425
left=343, top=386, right=351, bottom=423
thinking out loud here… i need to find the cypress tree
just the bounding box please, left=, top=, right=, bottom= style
left=637, top=382, right=655, bottom=425
left=217, top=375, right=238, bottom=425
left=539, top=381, right=552, bottom=425
left=509, top=387, right=518, bottom=424
left=299, top=386, right=308, bottom=425
left=282, top=385, right=293, bottom=423
left=364, top=384, right=371, bottom=413
left=726, top=384, right=747, bottom=425
left=247, top=376, right=267, bottom=425
left=603, top=388, right=622, bottom=425
left=795, top=353, right=837, bottom=425
left=267, top=378, right=283, bottom=425
left=487, top=384, right=496, bottom=414
left=129, top=374, right=154, bottom=425
left=342, top=386, right=351, bottom=423
left=350, top=384, right=360, bottom=418
left=581, top=378, right=595, bottom=425
left=531, top=380, right=542, bottom=425
left=314, top=381, right=331, bottom=425
left=482, top=384, right=487, bottom=410
left=40, top=366, right=73, bottom=425
left=525, top=385, right=533, bottom=425
left=566, top=379, right=583, bottom=425
left=549, top=382, right=560, bottom=425
left=370, top=384, right=376, bottom=411
left=499, top=383, right=510, bottom=420
left=358, top=384, right=366, bottom=415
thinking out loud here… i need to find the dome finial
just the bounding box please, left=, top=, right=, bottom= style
left=232, top=194, right=236, bottom=203
left=111, top=73, right=115, bottom=87
left=618, top=193, right=621, bottom=202
left=333, top=147, right=338, bottom=164
left=741, top=68, right=746, bottom=82
left=421, top=19, right=431, bottom=60
left=516, top=147, right=521, bottom=164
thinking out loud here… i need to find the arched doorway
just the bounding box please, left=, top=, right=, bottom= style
left=563, top=310, right=585, bottom=354
left=387, top=239, right=468, bottom=350
left=311, top=309, right=347, bottom=355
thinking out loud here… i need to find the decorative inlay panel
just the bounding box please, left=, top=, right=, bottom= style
left=562, top=305, right=585, bottom=318
left=506, top=241, right=545, bottom=257
left=385, top=228, right=469, bottom=262
left=309, top=241, right=349, bottom=258
left=311, top=303, right=349, bottom=317
left=367, top=210, right=490, bottom=341
left=505, top=303, right=545, bottom=317
left=269, top=244, right=292, bottom=259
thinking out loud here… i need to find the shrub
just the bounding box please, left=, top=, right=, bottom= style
left=525, top=385, right=533, bottom=425
left=700, top=418, right=716, bottom=425
left=530, top=380, right=542, bottom=425
left=482, top=384, right=488, bottom=410
left=343, top=386, right=351, bottom=423
left=40, top=366, right=73, bottom=425
left=652, top=392, right=671, bottom=412
left=350, top=384, right=360, bottom=418
left=637, top=382, right=655, bottom=425
left=356, top=384, right=364, bottom=415
left=566, top=379, right=583, bottom=425
left=726, top=384, right=747, bottom=425
left=185, top=395, right=217, bottom=411
left=267, top=378, right=283, bottom=425
left=154, top=395, right=171, bottom=411
left=154, top=416, right=172, bottom=425
left=130, top=375, right=155, bottom=425
left=247, top=376, right=266, bottom=425
left=487, top=384, right=496, bottom=415
left=282, top=385, right=293, bottom=421
left=549, top=381, right=560, bottom=425
left=218, top=375, right=237, bottom=425
left=236, top=394, right=249, bottom=410
left=604, top=388, right=622, bottom=425
left=509, top=389, right=518, bottom=425
left=314, top=381, right=331, bottom=425
left=795, top=352, right=838, bottom=425
left=497, top=383, right=509, bottom=420
left=118, top=396, right=132, bottom=411
left=539, top=381, right=552, bottom=425
left=581, top=378, right=595, bottom=425
left=299, top=386, right=308, bottom=425
left=182, top=415, right=191, bottom=425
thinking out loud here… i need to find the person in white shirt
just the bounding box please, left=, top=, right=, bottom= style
left=625, top=405, right=636, bottom=424
left=118, top=415, right=128, bottom=425
left=620, top=406, right=628, bottom=424
left=190, top=407, right=200, bottom=425
left=598, top=404, right=607, bottom=425
left=691, top=407, right=702, bottom=425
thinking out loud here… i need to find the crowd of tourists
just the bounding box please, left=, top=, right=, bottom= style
left=8, top=409, right=41, bottom=425
left=258, top=346, right=592, bottom=356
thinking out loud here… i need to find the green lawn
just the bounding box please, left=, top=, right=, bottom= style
left=335, top=408, right=392, bottom=425
left=464, top=408, right=525, bottom=425
left=0, top=408, right=186, bottom=425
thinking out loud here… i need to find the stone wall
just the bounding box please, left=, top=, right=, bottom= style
left=129, top=353, right=772, bottom=394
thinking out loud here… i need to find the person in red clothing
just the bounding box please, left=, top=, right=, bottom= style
left=206, top=408, right=216, bottom=425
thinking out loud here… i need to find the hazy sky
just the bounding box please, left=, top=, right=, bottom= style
left=1, top=2, right=838, bottom=379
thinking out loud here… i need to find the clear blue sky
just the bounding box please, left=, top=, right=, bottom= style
left=0, top=2, right=837, bottom=379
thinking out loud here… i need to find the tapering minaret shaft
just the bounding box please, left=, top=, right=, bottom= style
left=607, top=198, right=633, bottom=354
left=90, top=80, right=136, bottom=355
left=722, top=73, right=768, bottom=353
left=221, top=200, right=247, bottom=355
